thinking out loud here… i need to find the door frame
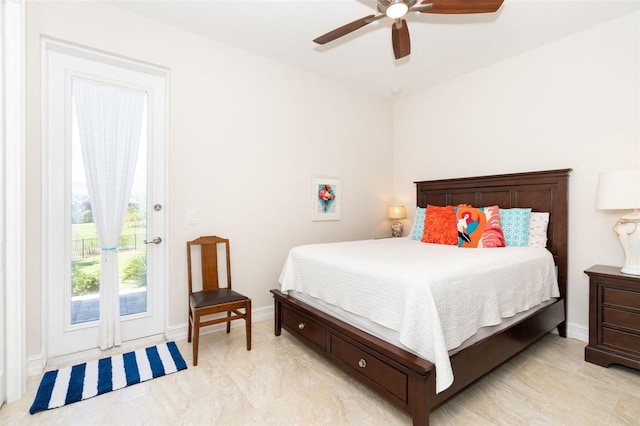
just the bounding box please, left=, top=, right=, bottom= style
left=2, top=0, right=27, bottom=403
left=41, top=38, right=170, bottom=361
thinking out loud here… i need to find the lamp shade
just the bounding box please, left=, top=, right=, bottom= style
left=596, top=169, right=640, bottom=210
left=388, top=206, right=407, bottom=220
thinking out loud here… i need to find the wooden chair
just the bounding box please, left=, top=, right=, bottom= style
left=187, top=236, right=251, bottom=365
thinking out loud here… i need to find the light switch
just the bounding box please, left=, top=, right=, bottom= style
left=187, top=210, right=196, bottom=225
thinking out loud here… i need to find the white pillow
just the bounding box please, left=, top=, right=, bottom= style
left=528, top=212, right=549, bottom=248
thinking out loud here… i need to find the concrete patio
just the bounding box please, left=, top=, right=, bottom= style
left=71, top=288, right=147, bottom=324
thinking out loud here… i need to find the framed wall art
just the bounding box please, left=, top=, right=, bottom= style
left=311, top=177, right=341, bottom=221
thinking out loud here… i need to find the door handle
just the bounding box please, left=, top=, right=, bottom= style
left=144, top=237, right=162, bottom=245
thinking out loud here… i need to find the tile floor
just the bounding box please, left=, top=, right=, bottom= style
left=2, top=319, right=639, bottom=425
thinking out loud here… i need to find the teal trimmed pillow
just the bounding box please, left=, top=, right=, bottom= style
left=409, top=207, right=426, bottom=240
left=499, top=208, right=532, bottom=247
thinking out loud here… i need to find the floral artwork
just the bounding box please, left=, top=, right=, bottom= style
left=312, top=177, right=341, bottom=221
left=318, top=184, right=335, bottom=213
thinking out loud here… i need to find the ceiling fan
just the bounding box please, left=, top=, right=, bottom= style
left=313, top=0, right=505, bottom=60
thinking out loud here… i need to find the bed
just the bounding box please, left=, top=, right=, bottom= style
left=270, top=168, right=570, bottom=425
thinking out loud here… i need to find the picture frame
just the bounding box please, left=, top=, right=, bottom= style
left=311, top=177, right=341, bottom=221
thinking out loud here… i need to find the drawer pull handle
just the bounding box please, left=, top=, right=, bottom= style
left=358, top=359, right=367, bottom=368
left=298, top=322, right=305, bottom=330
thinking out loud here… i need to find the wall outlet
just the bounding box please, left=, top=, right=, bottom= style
left=187, top=210, right=196, bottom=225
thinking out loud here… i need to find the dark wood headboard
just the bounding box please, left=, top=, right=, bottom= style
left=414, top=168, right=571, bottom=304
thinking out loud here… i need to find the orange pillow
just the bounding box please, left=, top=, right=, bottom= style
left=421, top=205, right=458, bottom=245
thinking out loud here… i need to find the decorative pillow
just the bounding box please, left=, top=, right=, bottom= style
left=499, top=208, right=532, bottom=247
left=409, top=207, right=426, bottom=240
left=422, top=205, right=458, bottom=245
left=456, top=205, right=505, bottom=248
left=528, top=212, right=550, bottom=248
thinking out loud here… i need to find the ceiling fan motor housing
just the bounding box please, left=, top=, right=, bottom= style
left=377, top=0, right=419, bottom=15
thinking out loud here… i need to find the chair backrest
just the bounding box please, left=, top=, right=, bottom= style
left=187, top=236, right=232, bottom=294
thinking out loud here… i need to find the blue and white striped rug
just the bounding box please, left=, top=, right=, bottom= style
left=30, top=341, right=187, bottom=414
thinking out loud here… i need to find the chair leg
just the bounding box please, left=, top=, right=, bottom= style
left=192, top=313, right=200, bottom=366
left=188, top=309, right=193, bottom=343
left=226, top=311, right=231, bottom=334
left=246, top=300, right=252, bottom=351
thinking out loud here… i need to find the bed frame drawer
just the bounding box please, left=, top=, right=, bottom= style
left=330, top=334, right=408, bottom=402
left=281, top=305, right=327, bottom=351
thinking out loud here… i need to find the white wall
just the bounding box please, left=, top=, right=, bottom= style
left=393, top=11, right=640, bottom=339
left=24, top=1, right=639, bottom=370
left=25, top=2, right=393, bottom=365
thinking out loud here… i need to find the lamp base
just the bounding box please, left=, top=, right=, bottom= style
left=391, top=221, right=403, bottom=237
left=615, top=212, right=640, bottom=276
left=621, top=265, right=640, bottom=275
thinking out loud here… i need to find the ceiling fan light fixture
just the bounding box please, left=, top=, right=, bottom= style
left=386, top=1, right=409, bottom=19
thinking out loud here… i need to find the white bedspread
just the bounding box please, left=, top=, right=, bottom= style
left=279, top=238, right=559, bottom=393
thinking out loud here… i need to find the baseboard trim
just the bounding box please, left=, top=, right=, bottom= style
left=27, top=354, right=45, bottom=377
left=166, top=304, right=274, bottom=342
left=29, top=305, right=274, bottom=377
left=30, top=306, right=582, bottom=375
left=566, top=321, right=588, bottom=343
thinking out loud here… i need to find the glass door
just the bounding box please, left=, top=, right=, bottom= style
left=44, top=40, right=167, bottom=358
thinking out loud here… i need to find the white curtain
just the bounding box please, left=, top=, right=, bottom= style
left=72, top=77, right=145, bottom=350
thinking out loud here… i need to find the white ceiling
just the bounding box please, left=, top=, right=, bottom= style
left=108, top=0, right=640, bottom=99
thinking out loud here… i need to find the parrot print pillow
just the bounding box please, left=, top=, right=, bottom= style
left=455, top=205, right=505, bottom=248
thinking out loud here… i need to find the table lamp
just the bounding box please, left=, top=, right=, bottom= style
left=596, top=169, right=640, bottom=275
left=388, top=206, right=407, bottom=237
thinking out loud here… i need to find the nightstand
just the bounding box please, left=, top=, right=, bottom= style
left=584, top=265, right=640, bottom=370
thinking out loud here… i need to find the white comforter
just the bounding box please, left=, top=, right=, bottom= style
left=279, top=238, right=559, bottom=393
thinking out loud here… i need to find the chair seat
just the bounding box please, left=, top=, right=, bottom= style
left=190, top=288, right=249, bottom=309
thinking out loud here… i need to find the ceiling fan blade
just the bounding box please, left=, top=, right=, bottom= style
left=391, top=19, right=411, bottom=60
left=365, top=14, right=387, bottom=24
left=313, top=14, right=378, bottom=45
left=409, top=4, right=433, bottom=13
left=420, top=0, right=504, bottom=14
